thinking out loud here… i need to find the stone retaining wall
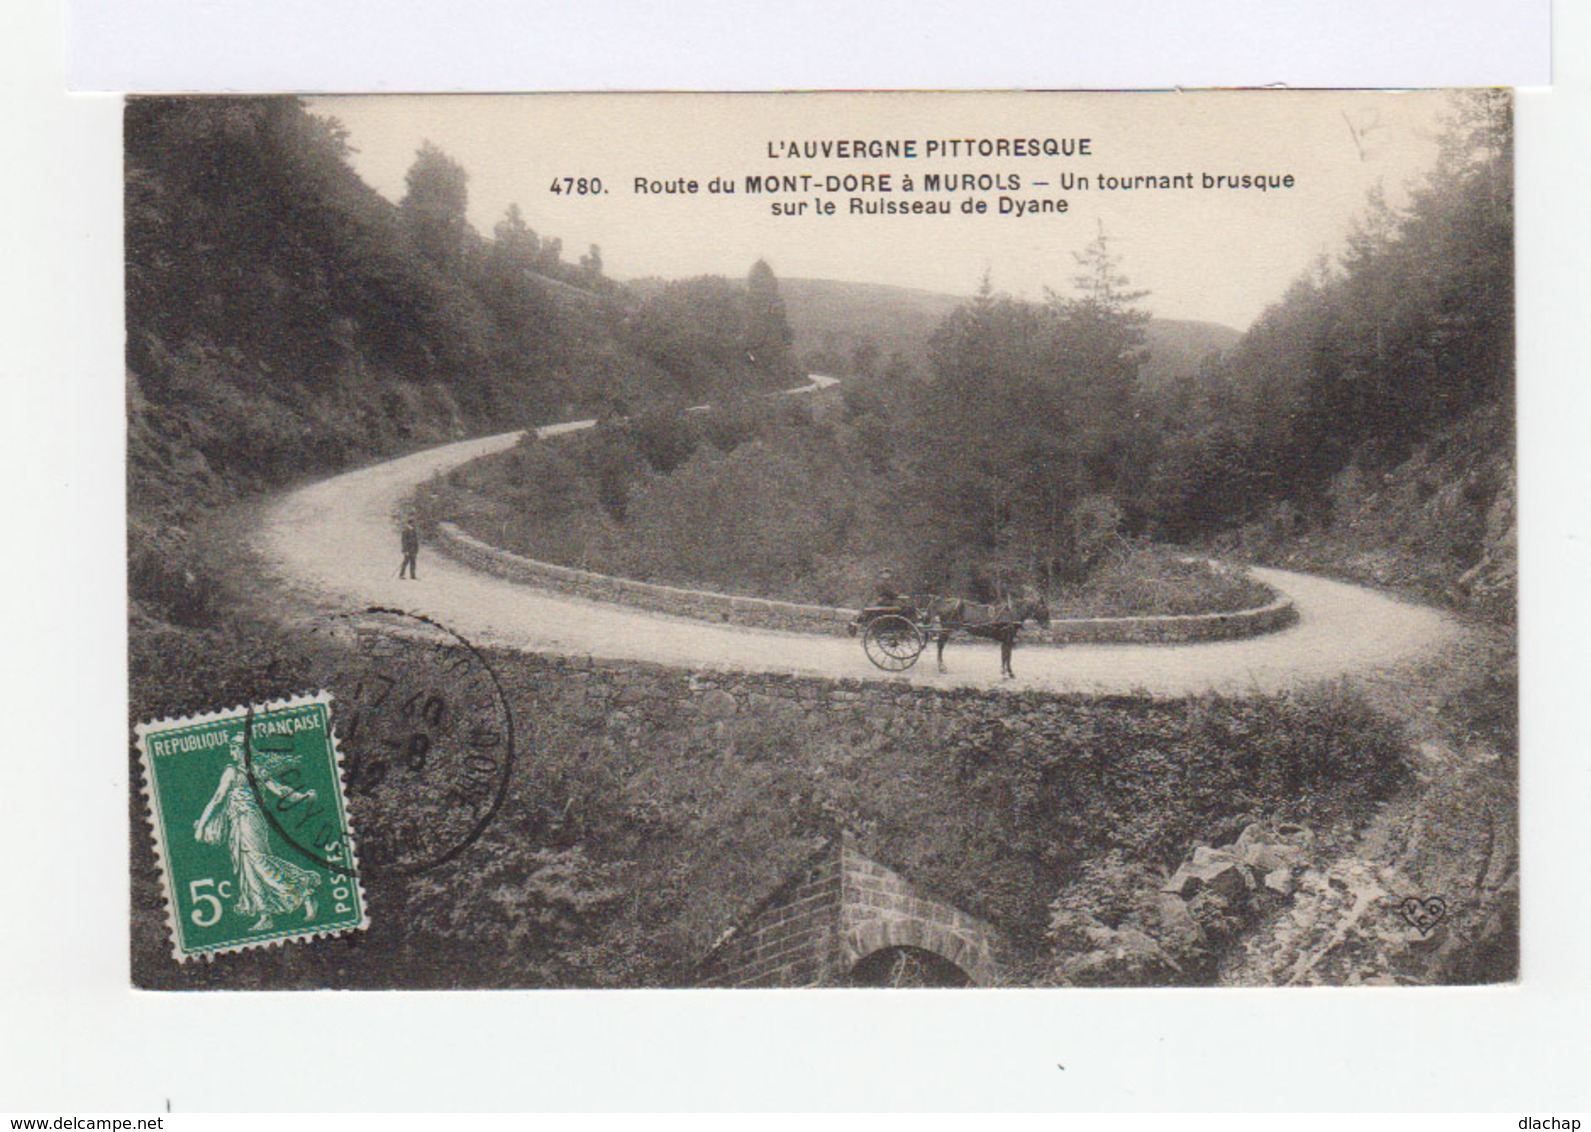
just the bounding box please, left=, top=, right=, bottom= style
left=435, top=522, right=855, bottom=635
left=469, top=647, right=1410, bottom=981
left=434, top=521, right=1295, bottom=645
left=1031, top=594, right=1297, bottom=645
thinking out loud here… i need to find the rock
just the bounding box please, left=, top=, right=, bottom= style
left=1056, top=949, right=1115, bottom=984
left=1080, top=920, right=1118, bottom=949
left=1240, top=844, right=1294, bottom=874
left=744, top=692, right=805, bottom=728
left=1164, top=847, right=1252, bottom=902
left=1263, top=868, right=1295, bottom=897
left=1150, top=893, right=1207, bottom=957
left=1054, top=928, right=1181, bottom=987
left=699, top=689, right=739, bottom=720
left=1234, top=822, right=1313, bottom=874
left=1186, top=890, right=1245, bottom=939
left=1117, top=926, right=1183, bottom=974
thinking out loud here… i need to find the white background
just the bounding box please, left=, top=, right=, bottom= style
left=4, top=0, right=1586, bottom=1113
left=66, top=0, right=1550, bottom=92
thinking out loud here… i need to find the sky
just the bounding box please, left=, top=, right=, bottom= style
left=309, top=91, right=1455, bottom=332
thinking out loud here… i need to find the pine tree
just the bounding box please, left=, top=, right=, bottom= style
left=1053, top=223, right=1152, bottom=413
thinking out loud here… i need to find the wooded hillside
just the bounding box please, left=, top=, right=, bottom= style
left=125, top=96, right=802, bottom=622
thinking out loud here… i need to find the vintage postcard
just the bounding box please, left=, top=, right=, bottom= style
left=126, top=90, right=1516, bottom=990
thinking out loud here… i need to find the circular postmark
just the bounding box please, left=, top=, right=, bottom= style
left=284, top=606, right=519, bottom=876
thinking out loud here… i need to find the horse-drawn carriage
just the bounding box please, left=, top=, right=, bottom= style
left=849, top=590, right=1051, bottom=677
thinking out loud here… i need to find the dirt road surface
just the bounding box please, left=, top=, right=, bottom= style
left=257, top=426, right=1467, bottom=696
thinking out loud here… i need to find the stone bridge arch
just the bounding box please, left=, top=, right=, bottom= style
left=694, top=832, right=1004, bottom=988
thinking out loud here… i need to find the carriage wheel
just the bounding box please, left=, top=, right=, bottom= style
left=862, top=615, right=925, bottom=672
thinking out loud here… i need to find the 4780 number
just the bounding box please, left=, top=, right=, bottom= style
left=549, top=177, right=604, bottom=195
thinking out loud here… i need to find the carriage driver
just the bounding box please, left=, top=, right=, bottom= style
left=872, top=567, right=924, bottom=622
left=848, top=567, right=907, bottom=637
left=874, top=567, right=901, bottom=608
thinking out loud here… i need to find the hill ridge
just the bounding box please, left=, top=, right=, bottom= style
left=774, top=275, right=1242, bottom=385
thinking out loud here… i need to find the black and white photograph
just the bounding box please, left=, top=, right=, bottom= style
left=123, top=89, right=1519, bottom=993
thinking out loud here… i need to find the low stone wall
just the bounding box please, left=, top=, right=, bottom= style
left=434, top=522, right=1295, bottom=645
left=1031, top=594, right=1297, bottom=645
left=434, top=522, right=856, bottom=635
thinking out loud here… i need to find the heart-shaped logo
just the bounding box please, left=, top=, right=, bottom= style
left=1399, top=896, right=1447, bottom=935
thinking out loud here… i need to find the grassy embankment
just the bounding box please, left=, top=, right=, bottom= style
left=417, top=407, right=1275, bottom=618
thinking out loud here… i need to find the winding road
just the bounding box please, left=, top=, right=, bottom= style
left=255, top=407, right=1466, bottom=696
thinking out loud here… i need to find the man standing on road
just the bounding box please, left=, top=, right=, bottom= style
left=399, top=519, right=420, bottom=580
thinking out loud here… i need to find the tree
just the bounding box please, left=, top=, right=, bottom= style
left=1070, top=221, right=1151, bottom=311
left=850, top=339, right=881, bottom=379
left=908, top=279, right=1076, bottom=587
left=901, top=239, right=1159, bottom=588
left=1046, top=227, right=1154, bottom=544
left=627, top=276, right=750, bottom=398
left=400, top=140, right=470, bottom=273
left=1051, top=223, right=1152, bottom=424
left=491, top=203, right=540, bottom=267
left=744, top=258, right=795, bottom=369
left=1153, top=89, right=1515, bottom=532
left=478, top=203, right=557, bottom=398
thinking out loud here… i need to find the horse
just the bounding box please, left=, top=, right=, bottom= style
left=919, top=590, right=1052, bottom=679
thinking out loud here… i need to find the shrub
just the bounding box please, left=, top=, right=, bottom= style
left=1049, top=544, right=1275, bottom=618
left=624, top=411, right=698, bottom=474
left=697, top=398, right=767, bottom=453
left=127, top=522, right=228, bottom=628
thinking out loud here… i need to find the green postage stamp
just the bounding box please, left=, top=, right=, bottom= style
left=136, top=692, right=368, bottom=961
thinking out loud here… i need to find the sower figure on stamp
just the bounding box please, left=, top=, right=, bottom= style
left=193, top=733, right=320, bottom=932
left=399, top=519, right=420, bottom=579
